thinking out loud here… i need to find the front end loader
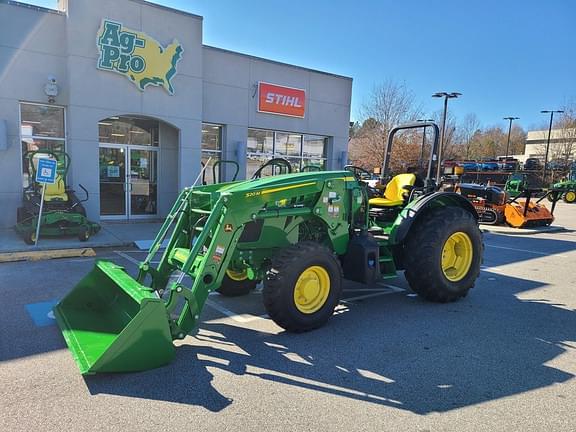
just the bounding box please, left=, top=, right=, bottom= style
left=55, top=122, right=483, bottom=375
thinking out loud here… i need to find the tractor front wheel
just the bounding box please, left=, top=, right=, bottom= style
left=404, top=206, right=483, bottom=302
left=563, top=191, right=576, bottom=203
left=264, top=242, right=342, bottom=332
left=217, top=270, right=258, bottom=297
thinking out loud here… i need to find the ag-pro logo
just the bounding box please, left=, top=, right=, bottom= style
left=96, top=19, right=184, bottom=95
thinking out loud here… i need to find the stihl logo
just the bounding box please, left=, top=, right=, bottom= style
left=258, top=82, right=306, bottom=118
left=264, top=93, right=303, bottom=108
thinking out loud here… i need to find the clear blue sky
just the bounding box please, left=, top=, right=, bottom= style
left=27, top=0, right=576, bottom=131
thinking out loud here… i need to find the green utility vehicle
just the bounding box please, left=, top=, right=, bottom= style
left=15, top=150, right=100, bottom=244
left=550, top=163, right=576, bottom=203
left=55, top=122, right=483, bottom=374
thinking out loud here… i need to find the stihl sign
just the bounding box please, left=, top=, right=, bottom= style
left=258, top=82, right=306, bottom=118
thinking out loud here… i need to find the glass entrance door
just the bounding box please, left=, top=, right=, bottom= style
left=100, top=146, right=127, bottom=217
left=99, top=145, right=158, bottom=219
left=129, top=148, right=157, bottom=216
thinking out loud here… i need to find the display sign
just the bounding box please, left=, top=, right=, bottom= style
left=96, top=19, right=184, bottom=95
left=36, top=158, right=57, bottom=184
left=258, top=82, right=306, bottom=118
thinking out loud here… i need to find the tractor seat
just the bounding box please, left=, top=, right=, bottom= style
left=44, top=175, right=68, bottom=202
left=369, top=173, right=416, bottom=207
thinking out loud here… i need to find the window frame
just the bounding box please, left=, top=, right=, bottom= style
left=19, top=102, right=67, bottom=189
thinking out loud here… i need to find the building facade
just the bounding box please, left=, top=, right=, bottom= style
left=0, top=0, right=352, bottom=227
left=523, top=128, right=576, bottom=162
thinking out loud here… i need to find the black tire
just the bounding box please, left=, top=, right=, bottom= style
left=217, top=272, right=257, bottom=297
left=563, top=190, right=576, bottom=203
left=23, top=230, right=36, bottom=245
left=403, top=206, right=483, bottom=303
left=78, top=226, right=90, bottom=242
left=263, top=241, right=343, bottom=332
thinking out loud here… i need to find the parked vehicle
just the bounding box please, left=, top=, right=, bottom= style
left=524, top=158, right=542, bottom=170
left=498, top=158, right=520, bottom=171
left=480, top=160, right=500, bottom=171
left=461, top=161, right=479, bottom=171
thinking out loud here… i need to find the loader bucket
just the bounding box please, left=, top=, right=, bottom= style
left=54, top=260, right=175, bottom=374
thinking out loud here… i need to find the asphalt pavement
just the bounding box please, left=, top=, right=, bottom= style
left=0, top=203, right=575, bottom=432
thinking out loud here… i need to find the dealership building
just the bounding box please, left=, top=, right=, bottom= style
left=0, top=0, right=352, bottom=227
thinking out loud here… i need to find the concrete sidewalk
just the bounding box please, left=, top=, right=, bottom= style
left=0, top=220, right=164, bottom=253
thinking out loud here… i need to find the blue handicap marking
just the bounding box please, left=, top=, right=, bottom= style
left=25, top=300, right=59, bottom=327
left=35, top=158, right=58, bottom=184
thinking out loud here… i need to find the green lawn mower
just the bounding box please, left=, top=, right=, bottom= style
left=549, top=164, right=576, bottom=203
left=15, top=150, right=100, bottom=244
left=54, top=121, right=483, bottom=375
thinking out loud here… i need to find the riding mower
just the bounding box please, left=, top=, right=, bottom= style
left=15, top=150, right=100, bottom=244
left=54, top=121, right=483, bottom=375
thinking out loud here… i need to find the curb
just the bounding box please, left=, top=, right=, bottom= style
left=0, top=248, right=97, bottom=263
left=481, top=225, right=567, bottom=236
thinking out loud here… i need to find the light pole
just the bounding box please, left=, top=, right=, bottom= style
left=417, top=118, right=434, bottom=170
left=541, top=110, right=564, bottom=182
left=503, top=116, right=519, bottom=158
left=432, top=92, right=461, bottom=182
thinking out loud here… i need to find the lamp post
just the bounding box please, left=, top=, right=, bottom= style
left=417, top=118, right=434, bottom=170
left=503, top=116, right=519, bottom=158
left=541, top=110, right=564, bottom=182
left=432, top=92, right=461, bottom=182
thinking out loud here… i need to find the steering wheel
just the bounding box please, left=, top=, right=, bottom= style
left=344, top=165, right=375, bottom=181
left=252, top=158, right=293, bottom=179
left=344, top=165, right=382, bottom=198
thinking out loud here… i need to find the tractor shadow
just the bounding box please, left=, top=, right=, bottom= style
left=86, top=269, right=576, bottom=414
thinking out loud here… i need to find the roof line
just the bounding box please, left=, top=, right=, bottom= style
left=0, top=0, right=65, bottom=15
left=203, top=45, right=353, bottom=81
left=128, top=0, right=203, bottom=20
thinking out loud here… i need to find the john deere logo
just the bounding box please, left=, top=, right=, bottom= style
left=96, top=19, right=184, bottom=95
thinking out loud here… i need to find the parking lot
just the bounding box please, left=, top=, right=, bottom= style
left=1, top=203, right=575, bottom=432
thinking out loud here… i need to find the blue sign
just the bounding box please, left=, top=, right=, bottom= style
left=36, top=158, right=57, bottom=184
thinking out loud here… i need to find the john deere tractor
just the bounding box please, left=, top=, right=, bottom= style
left=55, top=122, right=483, bottom=375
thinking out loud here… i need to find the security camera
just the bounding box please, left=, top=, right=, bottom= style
left=47, top=75, right=57, bottom=84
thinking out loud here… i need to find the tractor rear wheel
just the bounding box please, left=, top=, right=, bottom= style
left=563, top=190, right=576, bottom=203
left=217, top=270, right=257, bottom=297
left=264, top=242, right=342, bottom=332
left=404, top=206, right=482, bottom=302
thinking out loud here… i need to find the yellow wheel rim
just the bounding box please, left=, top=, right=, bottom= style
left=441, top=232, right=473, bottom=282
left=566, top=191, right=576, bottom=202
left=226, top=269, right=248, bottom=281
left=293, top=266, right=330, bottom=314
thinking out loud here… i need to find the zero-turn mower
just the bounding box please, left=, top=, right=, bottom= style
left=15, top=150, right=100, bottom=244
left=54, top=122, right=484, bottom=375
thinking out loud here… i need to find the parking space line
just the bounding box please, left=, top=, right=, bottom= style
left=205, top=299, right=269, bottom=323
left=113, top=250, right=141, bottom=265
left=485, top=244, right=568, bottom=258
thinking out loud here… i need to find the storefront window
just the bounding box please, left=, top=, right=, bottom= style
left=202, top=123, right=222, bottom=184
left=20, top=103, right=66, bottom=188
left=246, top=128, right=328, bottom=178
left=98, top=116, right=159, bottom=146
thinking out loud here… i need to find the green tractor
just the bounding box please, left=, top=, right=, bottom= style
left=54, top=122, right=483, bottom=375
left=15, top=150, right=100, bottom=244
left=549, top=163, right=576, bottom=203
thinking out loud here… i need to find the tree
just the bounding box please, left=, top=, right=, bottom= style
left=348, top=80, right=421, bottom=172
left=460, top=114, right=481, bottom=159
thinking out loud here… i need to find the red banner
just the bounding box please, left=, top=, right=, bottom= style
left=258, top=82, right=306, bottom=118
